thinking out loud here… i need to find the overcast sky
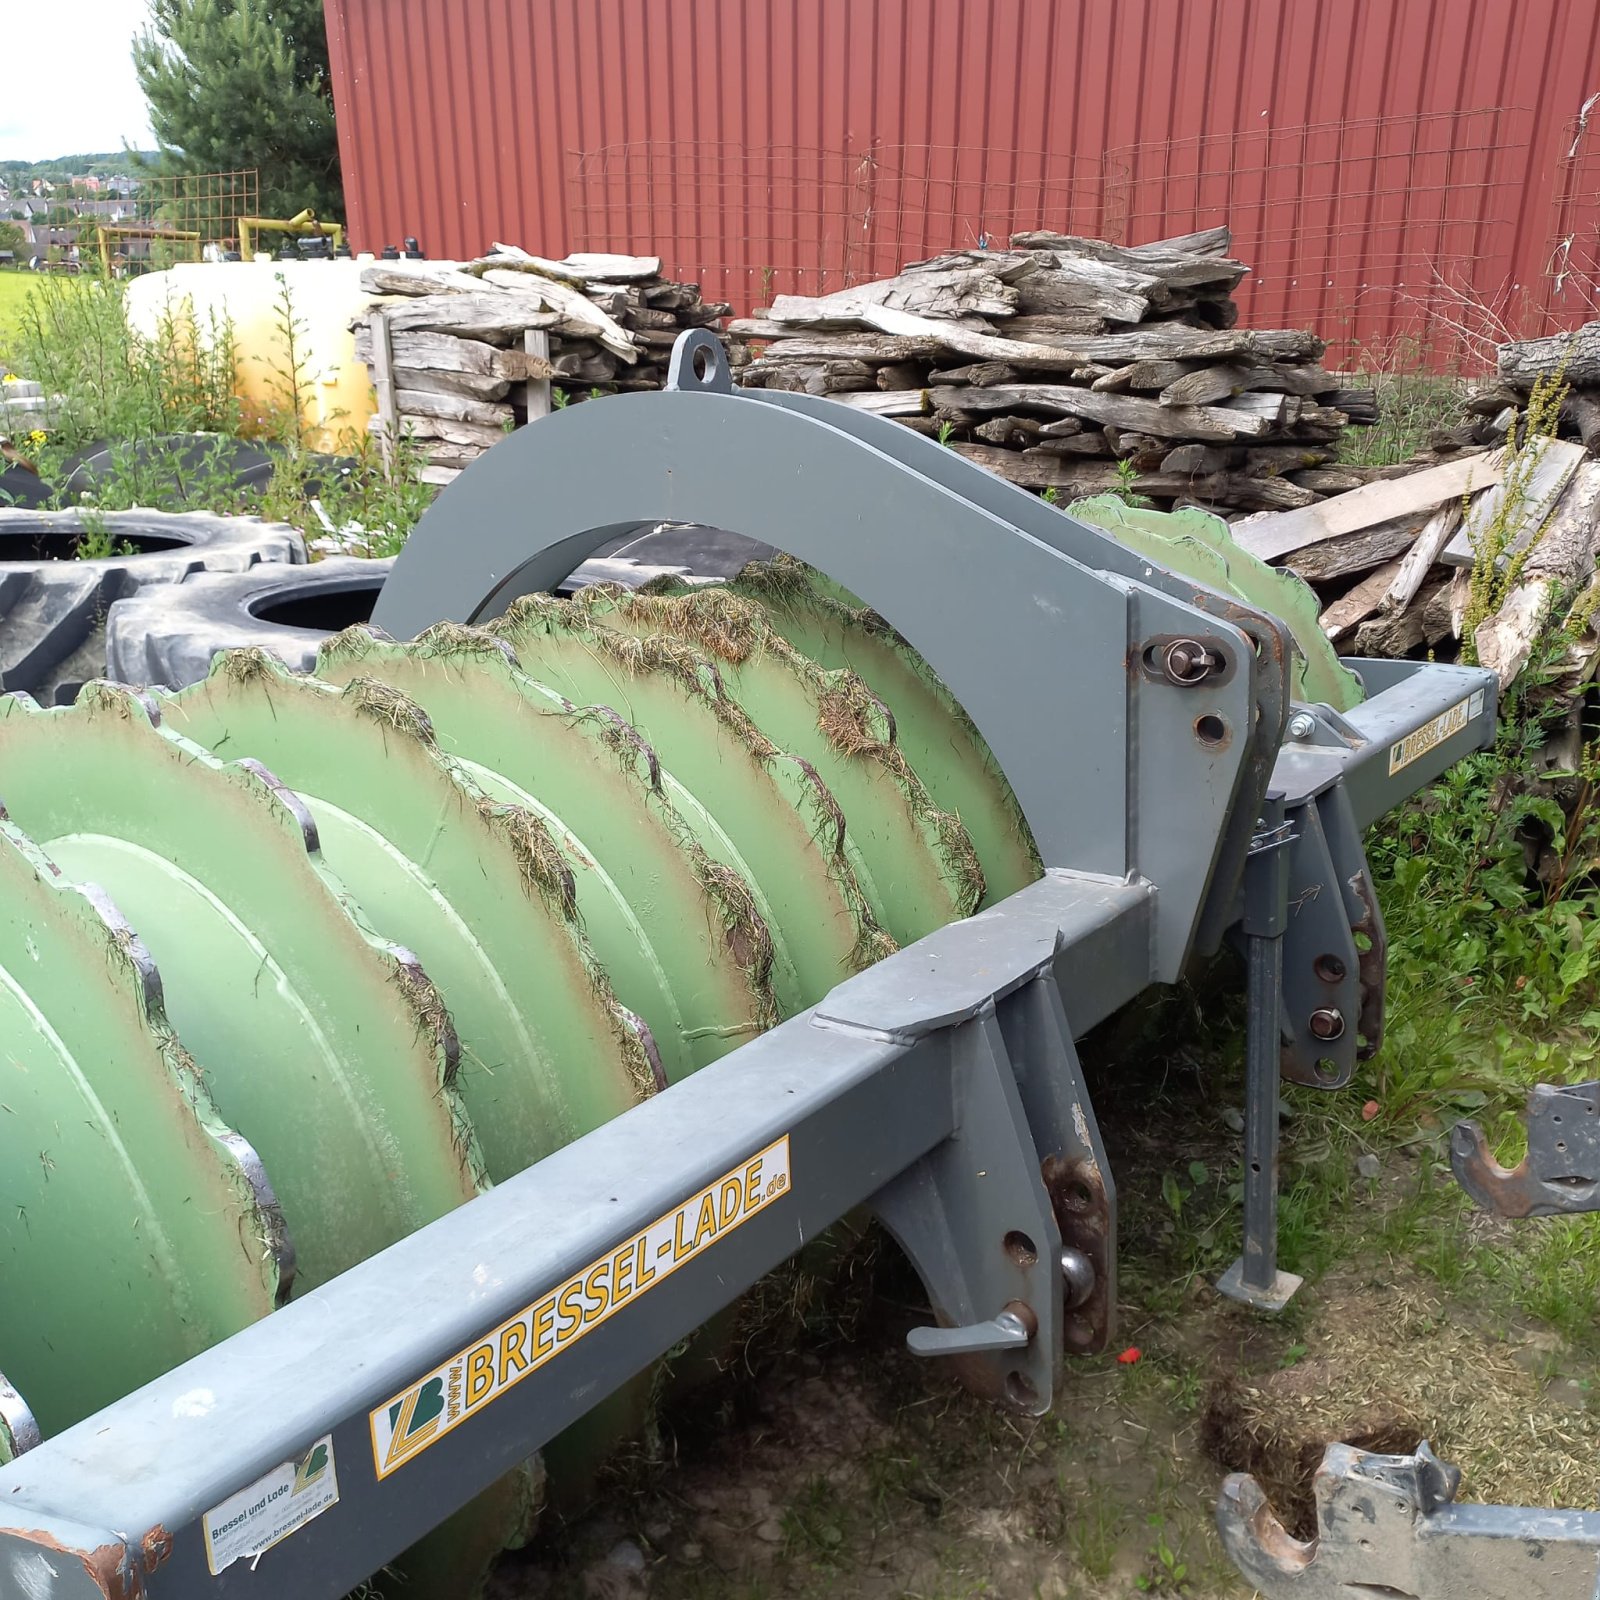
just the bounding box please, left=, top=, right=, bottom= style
left=2, top=0, right=154, bottom=160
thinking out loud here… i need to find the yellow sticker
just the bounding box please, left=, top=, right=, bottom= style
left=1387, top=692, right=1479, bottom=776
left=369, top=1136, right=792, bottom=1478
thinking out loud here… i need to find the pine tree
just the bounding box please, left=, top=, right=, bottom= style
left=133, top=0, right=343, bottom=223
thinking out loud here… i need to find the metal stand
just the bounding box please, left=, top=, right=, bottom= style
left=1218, top=794, right=1302, bottom=1311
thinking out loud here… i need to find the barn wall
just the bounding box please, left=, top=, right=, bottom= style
left=323, top=0, right=1600, bottom=352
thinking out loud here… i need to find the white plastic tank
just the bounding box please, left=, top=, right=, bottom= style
left=123, top=260, right=432, bottom=455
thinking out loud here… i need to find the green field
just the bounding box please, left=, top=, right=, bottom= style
left=0, top=272, right=37, bottom=367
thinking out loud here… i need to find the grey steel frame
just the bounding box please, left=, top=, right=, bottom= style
left=0, top=333, right=1501, bottom=1597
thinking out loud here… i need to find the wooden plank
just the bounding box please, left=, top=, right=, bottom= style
left=524, top=328, right=552, bottom=422
left=1232, top=451, right=1504, bottom=564
left=1442, top=438, right=1587, bottom=565
left=366, top=310, right=400, bottom=476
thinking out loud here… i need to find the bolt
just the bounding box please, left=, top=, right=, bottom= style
left=1059, top=1248, right=1096, bottom=1308
left=1287, top=711, right=1317, bottom=740
left=1162, top=638, right=1215, bottom=685
left=1309, top=1007, right=1346, bottom=1040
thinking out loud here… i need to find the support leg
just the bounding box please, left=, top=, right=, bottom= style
left=1219, top=793, right=1302, bottom=1311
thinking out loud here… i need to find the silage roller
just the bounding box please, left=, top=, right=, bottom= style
left=0, top=333, right=1497, bottom=1599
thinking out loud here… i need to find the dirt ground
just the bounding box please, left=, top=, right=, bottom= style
left=490, top=1030, right=1600, bottom=1600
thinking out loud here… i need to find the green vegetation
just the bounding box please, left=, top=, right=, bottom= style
left=1339, top=338, right=1465, bottom=467
left=0, top=271, right=36, bottom=356
left=2, top=268, right=430, bottom=554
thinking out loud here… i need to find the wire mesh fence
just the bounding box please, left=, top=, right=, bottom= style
left=567, top=142, right=1121, bottom=305
left=568, top=108, right=1600, bottom=364
left=16, top=169, right=260, bottom=275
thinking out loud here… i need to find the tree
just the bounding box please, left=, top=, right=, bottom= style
left=133, top=0, right=343, bottom=223
left=0, top=220, right=24, bottom=256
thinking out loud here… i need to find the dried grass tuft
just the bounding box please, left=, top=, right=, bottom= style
left=343, top=677, right=438, bottom=749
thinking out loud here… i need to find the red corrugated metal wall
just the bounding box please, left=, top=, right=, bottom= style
left=323, top=0, right=1600, bottom=358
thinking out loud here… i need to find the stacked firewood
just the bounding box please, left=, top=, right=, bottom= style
left=1235, top=321, right=1600, bottom=692
left=353, top=246, right=730, bottom=484
left=728, top=227, right=1377, bottom=516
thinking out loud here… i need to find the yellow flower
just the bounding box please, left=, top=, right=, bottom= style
left=27, top=430, right=46, bottom=446
left=1, top=374, right=16, bottom=384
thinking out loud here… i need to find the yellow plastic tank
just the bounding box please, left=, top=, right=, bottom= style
left=124, top=261, right=385, bottom=454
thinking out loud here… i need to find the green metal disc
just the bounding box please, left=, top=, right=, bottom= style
left=0, top=815, right=286, bottom=1441
left=487, top=598, right=895, bottom=990
left=0, top=687, right=484, bottom=1295
left=313, top=628, right=783, bottom=1067
left=161, top=651, right=657, bottom=1170
left=712, top=560, right=1041, bottom=904
left=576, top=585, right=986, bottom=941
left=1065, top=495, right=1366, bottom=711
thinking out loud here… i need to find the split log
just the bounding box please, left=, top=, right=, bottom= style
left=394, top=388, right=514, bottom=427
left=999, top=313, right=1113, bottom=341
left=850, top=303, right=1321, bottom=370
left=1474, top=461, right=1600, bottom=686
left=478, top=268, right=638, bottom=361
left=370, top=295, right=566, bottom=343
left=876, top=362, right=931, bottom=389
left=387, top=365, right=511, bottom=402
left=973, top=416, right=1050, bottom=445
left=1319, top=560, right=1406, bottom=640
left=1091, top=360, right=1191, bottom=393
left=1129, top=225, right=1234, bottom=258
left=1160, top=444, right=1218, bottom=474
left=1009, top=231, right=1247, bottom=293
left=386, top=413, right=511, bottom=450
left=928, top=361, right=1020, bottom=387
left=1280, top=516, right=1432, bottom=583
left=356, top=328, right=543, bottom=383
left=558, top=252, right=662, bottom=281
left=938, top=384, right=1269, bottom=440
left=1565, top=392, right=1600, bottom=452
left=1352, top=577, right=1454, bottom=657
left=1286, top=467, right=1368, bottom=495
left=359, top=265, right=491, bottom=298
left=1028, top=430, right=1115, bottom=457
left=1497, top=322, right=1600, bottom=389
left=726, top=328, right=954, bottom=363
left=1379, top=503, right=1460, bottom=614
left=766, top=269, right=1020, bottom=328
left=830, top=390, right=931, bottom=418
